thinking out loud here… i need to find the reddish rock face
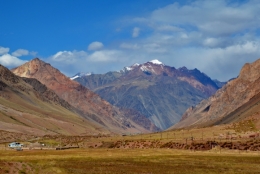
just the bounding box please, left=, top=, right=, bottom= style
left=12, top=58, right=150, bottom=134
left=172, top=58, right=260, bottom=129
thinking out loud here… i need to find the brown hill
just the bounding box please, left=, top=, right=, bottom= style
left=12, top=58, right=152, bottom=134
left=171, top=58, right=260, bottom=129
left=0, top=64, right=107, bottom=136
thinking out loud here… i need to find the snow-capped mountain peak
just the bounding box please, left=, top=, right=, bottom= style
left=120, top=60, right=164, bottom=74
left=149, top=59, right=163, bottom=65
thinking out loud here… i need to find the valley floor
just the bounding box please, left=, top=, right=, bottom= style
left=1, top=148, right=260, bottom=174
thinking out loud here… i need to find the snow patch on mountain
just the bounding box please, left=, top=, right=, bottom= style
left=125, top=67, right=133, bottom=71
left=140, top=64, right=156, bottom=74
left=121, top=63, right=140, bottom=72
left=149, top=59, right=163, bottom=65
left=140, top=65, right=149, bottom=72
left=70, top=72, right=92, bottom=80
left=70, top=75, right=80, bottom=80
left=132, top=63, right=140, bottom=67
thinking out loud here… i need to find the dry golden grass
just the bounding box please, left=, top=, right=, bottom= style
left=1, top=115, right=260, bottom=173
left=1, top=148, right=260, bottom=174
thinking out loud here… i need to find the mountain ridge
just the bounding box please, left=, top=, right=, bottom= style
left=12, top=58, right=157, bottom=134
left=0, top=64, right=107, bottom=135
left=74, top=59, right=220, bottom=130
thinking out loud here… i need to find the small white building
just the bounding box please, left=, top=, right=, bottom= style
left=8, top=142, right=23, bottom=148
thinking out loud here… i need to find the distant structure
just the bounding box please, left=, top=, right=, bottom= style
left=8, top=142, right=23, bottom=148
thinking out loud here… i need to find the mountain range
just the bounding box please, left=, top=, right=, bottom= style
left=73, top=59, right=220, bottom=130
left=11, top=58, right=158, bottom=134
left=3, top=56, right=259, bottom=137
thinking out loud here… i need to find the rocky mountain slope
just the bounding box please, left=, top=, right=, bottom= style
left=0, top=64, right=107, bottom=136
left=12, top=58, right=154, bottom=134
left=171, top=58, right=260, bottom=129
left=74, top=60, right=219, bottom=130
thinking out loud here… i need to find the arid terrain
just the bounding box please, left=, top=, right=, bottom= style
left=1, top=148, right=260, bottom=174
left=2, top=0, right=260, bottom=173
left=1, top=122, right=260, bottom=173
left=1, top=99, right=259, bottom=173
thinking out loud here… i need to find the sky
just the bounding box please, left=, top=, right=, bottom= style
left=1, top=0, right=260, bottom=81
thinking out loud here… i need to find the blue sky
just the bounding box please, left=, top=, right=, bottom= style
left=1, top=0, right=260, bottom=81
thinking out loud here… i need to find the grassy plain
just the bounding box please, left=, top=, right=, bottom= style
left=1, top=124, right=260, bottom=174
left=1, top=148, right=260, bottom=174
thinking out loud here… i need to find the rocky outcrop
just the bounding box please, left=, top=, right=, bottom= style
left=172, top=58, right=260, bottom=129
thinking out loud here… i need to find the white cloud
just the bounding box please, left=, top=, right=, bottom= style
left=150, top=0, right=260, bottom=36
left=143, top=43, right=166, bottom=53
left=132, top=27, right=140, bottom=38
left=88, top=50, right=123, bottom=62
left=0, top=54, right=26, bottom=68
left=88, top=41, right=104, bottom=51
left=0, top=46, right=10, bottom=55
left=203, top=38, right=223, bottom=48
left=12, top=49, right=29, bottom=57
left=51, top=50, right=88, bottom=63
left=156, top=25, right=183, bottom=32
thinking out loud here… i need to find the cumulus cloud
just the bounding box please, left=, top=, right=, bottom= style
left=143, top=43, right=166, bottom=53
left=128, top=0, right=260, bottom=50
left=132, top=27, right=140, bottom=38
left=47, top=49, right=127, bottom=77
left=51, top=50, right=88, bottom=63
left=88, top=50, right=123, bottom=62
left=150, top=0, right=260, bottom=36
left=88, top=41, right=104, bottom=51
left=12, top=49, right=29, bottom=57
left=156, top=25, right=183, bottom=32
left=0, top=54, right=26, bottom=68
left=0, top=46, right=10, bottom=55
left=48, top=50, right=88, bottom=77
